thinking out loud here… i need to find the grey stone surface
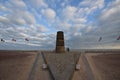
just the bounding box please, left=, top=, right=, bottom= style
left=43, top=53, right=80, bottom=80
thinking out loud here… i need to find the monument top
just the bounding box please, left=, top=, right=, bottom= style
left=57, top=31, right=63, bottom=33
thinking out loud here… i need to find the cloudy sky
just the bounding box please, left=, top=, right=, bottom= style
left=0, top=0, right=120, bottom=50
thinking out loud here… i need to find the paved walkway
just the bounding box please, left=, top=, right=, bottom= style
left=43, top=53, right=80, bottom=80
left=82, top=53, right=94, bottom=80
left=28, top=52, right=52, bottom=80
left=28, top=52, right=81, bottom=80
left=28, top=53, right=40, bottom=80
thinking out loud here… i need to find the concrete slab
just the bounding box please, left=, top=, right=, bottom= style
left=43, top=53, right=80, bottom=80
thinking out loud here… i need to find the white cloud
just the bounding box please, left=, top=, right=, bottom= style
left=5, top=11, right=36, bottom=25
left=61, top=5, right=87, bottom=26
left=73, top=32, right=82, bottom=36
left=0, top=16, right=10, bottom=24
left=19, top=33, right=30, bottom=37
left=37, top=24, right=49, bottom=32
left=62, top=6, right=77, bottom=19
left=22, top=11, right=36, bottom=24
left=0, top=0, right=36, bottom=26
left=42, top=8, right=56, bottom=20
left=100, top=0, right=120, bottom=21
left=85, top=26, right=94, bottom=33
left=79, top=0, right=104, bottom=16
left=29, top=24, right=49, bottom=33
left=80, top=0, right=104, bottom=9
left=30, top=0, right=48, bottom=8
left=0, top=4, right=11, bottom=12
left=36, top=33, right=47, bottom=38
left=98, top=0, right=120, bottom=31
left=10, top=0, right=26, bottom=8
left=72, top=18, right=86, bottom=23
left=12, top=18, right=26, bottom=25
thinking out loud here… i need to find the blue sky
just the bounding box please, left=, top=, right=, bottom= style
left=0, top=0, right=120, bottom=50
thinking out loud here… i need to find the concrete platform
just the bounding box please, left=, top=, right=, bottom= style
left=43, top=53, right=80, bottom=80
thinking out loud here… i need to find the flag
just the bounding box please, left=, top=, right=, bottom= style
left=117, top=36, right=120, bottom=40
left=25, top=38, right=29, bottom=41
left=98, top=37, right=102, bottom=42
left=1, top=39, right=5, bottom=42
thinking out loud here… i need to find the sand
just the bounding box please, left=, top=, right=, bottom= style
left=86, top=53, right=120, bottom=80
left=0, top=51, right=37, bottom=80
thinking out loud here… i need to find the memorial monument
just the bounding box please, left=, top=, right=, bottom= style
left=55, top=31, right=65, bottom=53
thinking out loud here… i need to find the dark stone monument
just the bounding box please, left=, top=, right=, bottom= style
left=56, top=31, right=65, bottom=53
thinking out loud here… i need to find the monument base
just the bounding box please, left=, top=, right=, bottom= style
left=56, top=46, right=65, bottom=53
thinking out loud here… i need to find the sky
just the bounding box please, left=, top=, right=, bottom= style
left=0, top=0, right=120, bottom=50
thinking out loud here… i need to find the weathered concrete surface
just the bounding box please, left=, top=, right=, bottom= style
left=72, top=54, right=90, bottom=80
left=43, top=53, right=80, bottom=80
left=28, top=52, right=52, bottom=80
